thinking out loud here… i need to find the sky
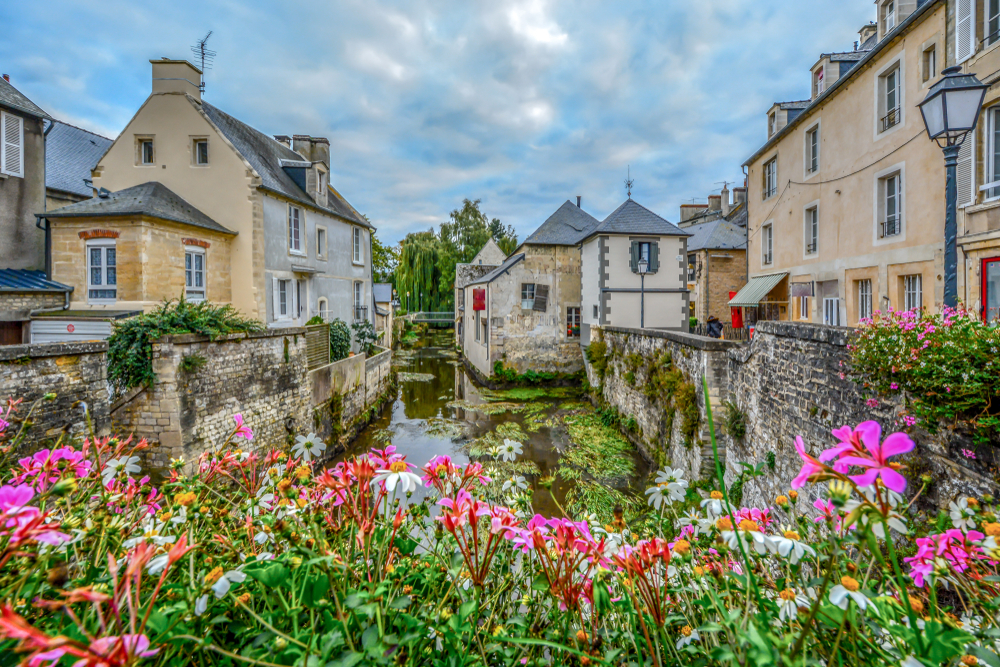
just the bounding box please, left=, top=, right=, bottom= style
left=2, top=0, right=875, bottom=244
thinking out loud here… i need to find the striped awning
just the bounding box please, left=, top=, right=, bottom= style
left=728, top=272, right=788, bottom=307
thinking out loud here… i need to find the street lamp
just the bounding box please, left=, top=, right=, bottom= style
left=637, top=257, right=649, bottom=328
left=918, top=65, right=989, bottom=309
left=406, top=291, right=410, bottom=313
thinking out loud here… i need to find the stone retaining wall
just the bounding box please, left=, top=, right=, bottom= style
left=0, top=341, right=110, bottom=446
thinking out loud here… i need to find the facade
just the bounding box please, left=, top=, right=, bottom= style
left=461, top=201, right=598, bottom=378
left=580, top=199, right=691, bottom=345
left=44, top=120, right=112, bottom=210
left=454, top=238, right=506, bottom=346
left=66, top=59, right=372, bottom=328
left=739, top=0, right=1000, bottom=326
left=373, top=282, right=395, bottom=348
left=685, top=191, right=748, bottom=325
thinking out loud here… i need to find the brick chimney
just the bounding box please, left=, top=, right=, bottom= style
left=721, top=184, right=731, bottom=216
left=150, top=59, right=202, bottom=101
left=291, top=135, right=331, bottom=169
left=708, top=195, right=722, bottom=212
left=1, top=74, right=8, bottom=83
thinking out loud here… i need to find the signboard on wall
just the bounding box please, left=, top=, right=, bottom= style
left=472, top=288, right=486, bottom=311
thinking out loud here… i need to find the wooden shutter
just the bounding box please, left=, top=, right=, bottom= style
left=648, top=242, right=659, bottom=273
left=629, top=241, right=639, bottom=272
left=958, top=133, right=974, bottom=207
left=1, top=112, right=23, bottom=177
left=957, top=0, right=974, bottom=63
left=271, top=278, right=280, bottom=321
left=532, top=284, right=549, bottom=312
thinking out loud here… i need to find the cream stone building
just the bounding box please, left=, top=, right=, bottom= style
left=41, top=59, right=373, bottom=329
left=738, top=0, right=1000, bottom=325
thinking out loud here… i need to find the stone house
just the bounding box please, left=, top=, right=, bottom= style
left=580, top=199, right=691, bottom=345
left=454, top=238, right=506, bottom=346
left=684, top=189, right=748, bottom=325
left=373, top=282, right=395, bottom=348
left=44, top=120, right=112, bottom=211
left=461, top=200, right=598, bottom=378
left=739, top=0, right=1000, bottom=326
left=0, top=75, right=73, bottom=345
left=43, top=58, right=374, bottom=331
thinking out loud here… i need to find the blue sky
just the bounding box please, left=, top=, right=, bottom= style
left=2, top=0, right=873, bottom=244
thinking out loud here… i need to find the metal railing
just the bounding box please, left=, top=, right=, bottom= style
left=880, top=107, right=900, bottom=132
left=806, top=242, right=817, bottom=254
left=880, top=214, right=901, bottom=238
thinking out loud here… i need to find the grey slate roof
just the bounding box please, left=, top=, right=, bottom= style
left=586, top=199, right=690, bottom=240
left=44, top=120, right=112, bottom=197
left=468, top=253, right=525, bottom=286
left=0, top=78, right=50, bottom=119
left=42, top=182, right=237, bottom=235
left=200, top=102, right=370, bottom=228
left=523, top=200, right=601, bottom=246
left=685, top=219, right=747, bottom=252
left=373, top=283, right=393, bottom=303
left=778, top=100, right=811, bottom=110
left=0, top=269, right=71, bottom=293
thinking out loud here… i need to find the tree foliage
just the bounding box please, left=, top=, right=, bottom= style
left=370, top=230, right=398, bottom=284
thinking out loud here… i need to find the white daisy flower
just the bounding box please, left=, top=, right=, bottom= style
left=292, top=433, right=326, bottom=462
left=949, top=498, right=976, bottom=531
left=123, top=519, right=175, bottom=548
left=700, top=492, right=725, bottom=519
left=772, top=527, right=816, bottom=564
left=211, top=569, right=248, bottom=598
left=678, top=509, right=714, bottom=536
left=829, top=578, right=869, bottom=611
left=195, top=594, right=209, bottom=616
left=502, top=475, right=528, bottom=493
left=102, top=456, right=141, bottom=486
left=722, top=527, right=775, bottom=555
left=374, top=461, right=422, bottom=494
left=676, top=627, right=700, bottom=649
left=500, top=439, right=523, bottom=463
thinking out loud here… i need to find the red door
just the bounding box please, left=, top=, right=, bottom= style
left=983, top=258, right=1000, bottom=322
left=0, top=322, right=24, bottom=346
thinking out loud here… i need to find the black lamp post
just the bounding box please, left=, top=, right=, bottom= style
left=917, top=66, right=988, bottom=309
left=637, top=257, right=648, bottom=328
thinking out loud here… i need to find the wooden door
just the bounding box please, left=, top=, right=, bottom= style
left=0, top=321, right=24, bottom=346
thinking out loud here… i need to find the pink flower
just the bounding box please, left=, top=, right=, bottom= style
left=825, top=421, right=913, bottom=493
left=962, top=448, right=977, bottom=460
left=791, top=437, right=826, bottom=489
left=865, top=398, right=879, bottom=408
left=890, top=383, right=898, bottom=390
left=0, top=418, right=8, bottom=434
left=813, top=498, right=836, bottom=524
left=232, top=414, right=253, bottom=441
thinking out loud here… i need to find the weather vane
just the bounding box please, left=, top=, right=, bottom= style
left=191, top=31, right=216, bottom=94
left=625, top=166, right=634, bottom=199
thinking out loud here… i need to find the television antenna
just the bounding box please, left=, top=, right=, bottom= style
left=625, top=165, right=634, bottom=199
left=191, top=31, right=216, bottom=94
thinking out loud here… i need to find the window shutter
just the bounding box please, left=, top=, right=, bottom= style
left=532, top=284, right=549, bottom=312
left=649, top=242, right=659, bottom=273
left=957, top=0, right=974, bottom=63
left=271, top=277, right=279, bottom=321
left=958, top=135, right=973, bottom=207
left=2, top=112, right=23, bottom=177
left=629, top=241, right=639, bottom=272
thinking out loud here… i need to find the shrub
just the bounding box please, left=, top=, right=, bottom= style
left=329, top=319, right=351, bottom=361
left=178, top=353, right=207, bottom=374
left=351, top=320, right=378, bottom=356
left=107, top=299, right=262, bottom=398
left=585, top=339, right=609, bottom=379
left=723, top=400, right=747, bottom=439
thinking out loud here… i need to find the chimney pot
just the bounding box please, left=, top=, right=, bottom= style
left=576, top=196, right=581, bottom=208
left=1, top=74, right=8, bottom=82
left=721, top=184, right=731, bottom=216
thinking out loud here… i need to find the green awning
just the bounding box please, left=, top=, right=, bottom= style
left=728, top=272, right=788, bottom=307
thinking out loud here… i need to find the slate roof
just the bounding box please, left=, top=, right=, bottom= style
left=373, top=283, right=393, bottom=303
left=200, top=102, right=370, bottom=228
left=685, top=219, right=747, bottom=252
left=824, top=51, right=867, bottom=62
left=42, top=182, right=237, bottom=235
left=468, top=253, right=525, bottom=286
left=0, top=269, right=72, bottom=293
left=585, top=199, right=689, bottom=240
left=44, top=120, right=112, bottom=197
left=0, top=78, right=50, bottom=119
left=777, top=100, right=811, bottom=110
left=523, top=200, right=601, bottom=246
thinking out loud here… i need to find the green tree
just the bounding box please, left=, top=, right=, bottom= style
left=371, top=232, right=398, bottom=284
left=395, top=230, right=447, bottom=312
left=488, top=217, right=519, bottom=255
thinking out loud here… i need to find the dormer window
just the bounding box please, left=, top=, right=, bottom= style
left=768, top=112, right=776, bottom=137
left=813, top=67, right=825, bottom=97
left=883, top=1, right=896, bottom=33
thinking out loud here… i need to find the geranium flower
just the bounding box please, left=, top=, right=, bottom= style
left=232, top=413, right=253, bottom=441
left=829, top=576, right=868, bottom=610
left=823, top=421, right=914, bottom=493
left=374, top=460, right=422, bottom=494
left=292, top=433, right=326, bottom=462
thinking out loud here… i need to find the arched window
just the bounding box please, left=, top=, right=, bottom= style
left=318, top=297, right=328, bottom=320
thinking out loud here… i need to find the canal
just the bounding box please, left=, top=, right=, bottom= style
left=343, top=329, right=652, bottom=519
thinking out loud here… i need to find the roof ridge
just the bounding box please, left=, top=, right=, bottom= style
left=47, top=118, right=113, bottom=141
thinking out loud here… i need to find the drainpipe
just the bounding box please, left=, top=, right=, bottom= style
left=35, top=216, right=52, bottom=278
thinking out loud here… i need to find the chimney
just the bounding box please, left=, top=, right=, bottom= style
left=292, top=135, right=331, bottom=169
left=733, top=187, right=747, bottom=206
left=150, top=59, right=202, bottom=101
left=1, top=74, right=8, bottom=83
left=576, top=196, right=581, bottom=208
left=680, top=204, right=709, bottom=223
left=859, top=22, right=877, bottom=45
left=721, top=184, right=731, bottom=216
left=707, top=194, right=722, bottom=212
left=274, top=135, right=292, bottom=148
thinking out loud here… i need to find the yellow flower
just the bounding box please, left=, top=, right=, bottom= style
left=788, top=490, right=798, bottom=500
left=295, top=466, right=310, bottom=481
left=779, top=588, right=796, bottom=601
left=492, top=625, right=504, bottom=637
left=386, top=564, right=395, bottom=574
left=692, top=566, right=705, bottom=578
left=205, top=566, right=224, bottom=586
left=575, top=630, right=588, bottom=642
left=783, top=530, right=801, bottom=540
left=716, top=517, right=733, bottom=531
left=908, top=595, right=925, bottom=615
left=159, top=511, right=173, bottom=522
left=775, top=495, right=788, bottom=507
left=175, top=491, right=197, bottom=507
left=738, top=519, right=760, bottom=532
left=961, top=656, right=978, bottom=666
left=237, top=593, right=251, bottom=605
left=985, top=523, right=1000, bottom=537
left=296, top=498, right=308, bottom=509
left=441, top=609, right=453, bottom=620
left=390, top=461, right=408, bottom=473
left=673, top=539, right=691, bottom=556
left=710, top=490, right=723, bottom=500
left=277, top=478, right=292, bottom=493
left=840, top=576, right=860, bottom=592
left=680, top=625, right=692, bottom=637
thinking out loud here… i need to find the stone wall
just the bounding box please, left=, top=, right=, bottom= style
left=0, top=341, right=109, bottom=446
left=690, top=248, right=747, bottom=325
left=0, top=292, right=67, bottom=316
left=308, top=346, right=394, bottom=452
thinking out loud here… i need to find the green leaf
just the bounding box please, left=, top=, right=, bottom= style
left=145, top=611, right=169, bottom=635
left=361, top=625, right=381, bottom=650
left=531, top=574, right=549, bottom=592
left=389, top=596, right=411, bottom=610
left=971, top=646, right=1000, bottom=667
left=329, top=651, right=365, bottom=667
left=394, top=536, right=418, bottom=556
left=302, top=573, right=330, bottom=608
left=246, top=563, right=289, bottom=588
left=459, top=599, right=478, bottom=622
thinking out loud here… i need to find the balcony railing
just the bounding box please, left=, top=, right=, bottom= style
left=880, top=107, right=900, bottom=132
left=880, top=215, right=901, bottom=238
left=762, top=252, right=772, bottom=265
left=353, top=305, right=369, bottom=322
left=806, top=242, right=817, bottom=254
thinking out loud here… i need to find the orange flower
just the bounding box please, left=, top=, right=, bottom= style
left=205, top=566, right=224, bottom=586
left=175, top=491, right=197, bottom=507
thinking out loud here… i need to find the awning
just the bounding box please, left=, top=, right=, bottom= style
left=728, top=272, right=788, bottom=307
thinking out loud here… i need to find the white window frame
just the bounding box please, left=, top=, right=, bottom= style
left=0, top=111, right=24, bottom=178
left=768, top=112, right=776, bottom=137
left=193, top=138, right=209, bottom=166
left=475, top=311, right=481, bottom=342
left=823, top=297, right=841, bottom=326
left=874, top=53, right=905, bottom=141
left=989, top=0, right=1000, bottom=49
left=521, top=283, right=536, bottom=309
left=803, top=121, right=821, bottom=178
left=882, top=0, right=896, bottom=34
left=288, top=205, right=304, bottom=255
left=137, top=137, right=155, bottom=166
left=86, top=240, right=117, bottom=304
left=797, top=296, right=810, bottom=321
left=858, top=279, right=873, bottom=321
left=761, top=222, right=774, bottom=266
left=184, top=247, right=206, bottom=303
left=317, top=297, right=328, bottom=320
left=873, top=162, right=906, bottom=245
left=566, top=306, right=581, bottom=338
left=957, top=0, right=976, bottom=63
left=813, top=65, right=825, bottom=97
left=921, top=43, right=938, bottom=85
left=762, top=157, right=777, bottom=200
left=804, top=201, right=819, bottom=256
left=352, top=227, right=363, bottom=264
left=984, top=107, right=1000, bottom=201
left=903, top=274, right=923, bottom=311
left=316, top=226, right=328, bottom=260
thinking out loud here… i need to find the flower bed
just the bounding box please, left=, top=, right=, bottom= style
left=0, top=393, right=999, bottom=666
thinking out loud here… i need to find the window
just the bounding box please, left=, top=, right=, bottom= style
left=521, top=283, right=536, bottom=310
left=353, top=282, right=367, bottom=321
left=903, top=275, right=922, bottom=311
left=288, top=206, right=302, bottom=253
left=278, top=280, right=290, bottom=318
left=139, top=138, right=154, bottom=165
left=983, top=258, right=1000, bottom=322
left=883, top=1, right=895, bottom=32
left=880, top=173, right=902, bottom=237
left=87, top=242, right=117, bottom=302
left=481, top=314, right=488, bottom=345
left=1, top=111, right=24, bottom=177
left=806, top=126, right=819, bottom=174
left=814, top=67, right=825, bottom=97
left=823, top=298, right=841, bottom=326
left=805, top=205, right=819, bottom=254
left=958, top=0, right=975, bottom=62
left=797, top=296, right=810, bottom=321
left=762, top=223, right=773, bottom=265
left=989, top=0, right=1000, bottom=48
left=353, top=227, right=363, bottom=264
left=879, top=65, right=901, bottom=133
left=763, top=158, right=777, bottom=199
left=194, top=139, right=209, bottom=165
left=922, top=45, right=937, bottom=83
left=185, top=249, right=205, bottom=302
left=687, top=254, right=696, bottom=282
left=319, top=171, right=327, bottom=193
left=986, top=107, right=1000, bottom=200
left=593, top=304, right=599, bottom=319
left=475, top=312, right=481, bottom=342
left=316, top=227, right=327, bottom=259
left=858, top=279, right=873, bottom=321
left=768, top=112, right=776, bottom=137
left=567, top=307, right=581, bottom=338
left=318, top=297, right=328, bottom=320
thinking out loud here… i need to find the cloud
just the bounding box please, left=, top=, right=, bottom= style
left=0, top=0, right=874, bottom=242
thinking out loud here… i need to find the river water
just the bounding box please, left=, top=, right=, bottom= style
left=342, top=329, right=652, bottom=518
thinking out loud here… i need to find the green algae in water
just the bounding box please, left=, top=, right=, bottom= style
left=425, top=418, right=467, bottom=440
left=565, top=481, right=645, bottom=525
left=447, top=400, right=546, bottom=417
left=560, top=412, right=636, bottom=481
left=467, top=422, right=528, bottom=456
left=398, top=372, right=436, bottom=382
left=479, top=387, right=579, bottom=402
